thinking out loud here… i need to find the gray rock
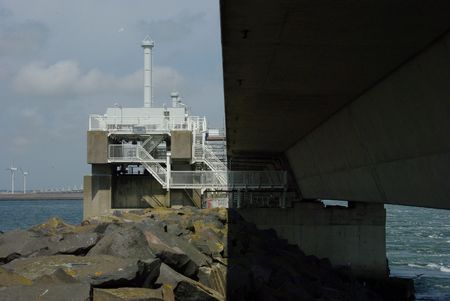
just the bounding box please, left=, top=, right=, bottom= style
left=88, top=225, right=155, bottom=260
left=139, top=223, right=211, bottom=277
left=174, top=281, right=222, bottom=301
left=0, top=265, right=91, bottom=301
left=0, top=282, right=91, bottom=301
left=0, top=266, right=33, bottom=287
left=93, top=287, right=164, bottom=301
left=88, top=223, right=201, bottom=279
left=0, top=229, right=51, bottom=264
left=38, top=232, right=100, bottom=256
left=197, top=264, right=226, bottom=297
left=155, top=264, right=223, bottom=301
left=0, top=219, right=100, bottom=264
left=155, top=263, right=188, bottom=288
left=2, top=254, right=161, bottom=288
left=28, top=217, right=76, bottom=236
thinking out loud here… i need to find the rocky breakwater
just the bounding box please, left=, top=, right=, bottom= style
left=0, top=207, right=387, bottom=301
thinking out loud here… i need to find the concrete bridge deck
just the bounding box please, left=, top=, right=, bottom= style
left=221, top=0, right=450, bottom=209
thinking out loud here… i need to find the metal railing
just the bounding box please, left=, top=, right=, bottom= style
left=107, top=144, right=286, bottom=190
left=169, top=171, right=287, bottom=190
left=203, top=144, right=227, bottom=172
left=137, top=146, right=167, bottom=185
left=142, top=135, right=164, bottom=153
left=192, top=138, right=228, bottom=176
left=108, top=144, right=167, bottom=186
left=89, top=115, right=206, bottom=134
left=109, top=144, right=139, bottom=161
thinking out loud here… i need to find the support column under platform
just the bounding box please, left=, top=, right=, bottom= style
left=112, top=175, right=169, bottom=209
left=238, top=201, right=387, bottom=279
left=84, top=164, right=170, bottom=219
left=83, top=175, right=112, bottom=219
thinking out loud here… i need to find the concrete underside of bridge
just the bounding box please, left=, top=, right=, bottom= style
left=221, top=0, right=450, bottom=279
left=221, top=0, right=449, bottom=209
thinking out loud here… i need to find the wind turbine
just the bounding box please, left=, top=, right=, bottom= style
left=20, top=168, right=29, bottom=194
left=6, top=165, right=18, bottom=194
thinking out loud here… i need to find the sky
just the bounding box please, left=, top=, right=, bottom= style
left=0, top=0, right=224, bottom=191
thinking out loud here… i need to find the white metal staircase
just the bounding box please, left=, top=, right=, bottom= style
left=105, top=115, right=288, bottom=192
left=136, top=145, right=167, bottom=186
left=142, top=135, right=164, bottom=153
left=203, top=144, right=227, bottom=172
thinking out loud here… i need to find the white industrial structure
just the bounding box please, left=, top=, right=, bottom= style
left=142, top=36, right=154, bottom=108
left=83, top=37, right=288, bottom=217
left=20, top=169, right=29, bottom=194
left=6, top=165, right=17, bottom=194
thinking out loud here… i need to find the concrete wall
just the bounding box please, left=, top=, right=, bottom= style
left=286, top=33, right=450, bottom=209
left=83, top=175, right=112, bottom=219
left=238, top=202, right=387, bottom=279
left=112, top=175, right=168, bottom=208
left=171, top=130, right=192, bottom=160
left=87, top=131, right=108, bottom=164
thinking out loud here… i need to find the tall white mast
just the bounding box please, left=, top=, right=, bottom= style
left=142, top=36, right=154, bottom=108
left=21, top=169, right=29, bottom=194
left=6, top=166, right=17, bottom=194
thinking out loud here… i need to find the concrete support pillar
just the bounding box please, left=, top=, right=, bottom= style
left=238, top=201, right=387, bottom=279
left=83, top=174, right=112, bottom=219
left=112, top=175, right=168, bottom=209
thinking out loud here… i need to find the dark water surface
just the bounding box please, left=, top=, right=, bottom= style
left=0, top=200, right=448, bottom=300
left=386, top=205, right=450, bottom=301
left=0, top=199, right=82, bottom=232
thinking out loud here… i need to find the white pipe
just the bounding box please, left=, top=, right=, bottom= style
left=166, top=151, right=171, bottom=192
left=142, top=36, right=154, bottom=108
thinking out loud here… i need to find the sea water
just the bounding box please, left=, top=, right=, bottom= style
left=0, top=200, right=448, bottom=299
left=0, top=200, right=82, bottom=232
left=386, top=204, right=450, bottom=300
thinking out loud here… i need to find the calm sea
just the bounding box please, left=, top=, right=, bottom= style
left=0, top=200, right=448, bottom=300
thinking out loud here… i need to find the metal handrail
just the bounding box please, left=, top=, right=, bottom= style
left=169, top=171, right=287, bottom=190
left=203, top=144, right=227, bottom=171
left=136, top=146, right=166, bottom=185
left=89, top=115, right=206, bottom=133
left=108, top=144, right=167, bottom=186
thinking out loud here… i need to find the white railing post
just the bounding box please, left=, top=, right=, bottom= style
left=166, top=151, right=171, bottom=191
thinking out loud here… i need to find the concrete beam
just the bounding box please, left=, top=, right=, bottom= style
left=222, top=0, right=450, bottom=154
left=286, top=33, right=450, bottom=209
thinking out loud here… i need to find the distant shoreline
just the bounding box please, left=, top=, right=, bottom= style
left=0, top=192, right=83, bottom=200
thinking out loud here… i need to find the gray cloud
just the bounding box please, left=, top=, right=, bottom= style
left=137, top=11, right=206, bottom=42
left=0, top=1, right=222, bottom=190
left=0, top=4, right=12, bottom=17
left=0, top=20, right=49, bottom=57
left=13, top=60, right=184, bottom=98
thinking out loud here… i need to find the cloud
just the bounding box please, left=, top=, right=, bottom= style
left=0, top=20, right=49, bottom=57
left=137, top=11, right=206, bottom=42
left=0, top=5, right=12, bottom=18
left=13, top=60, right=184, bottom=98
